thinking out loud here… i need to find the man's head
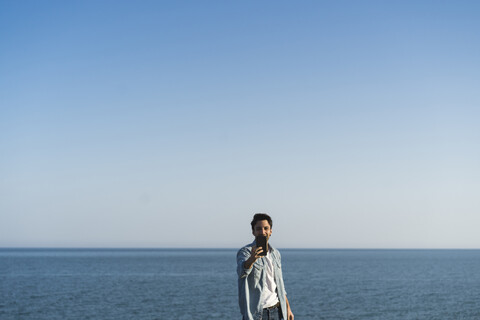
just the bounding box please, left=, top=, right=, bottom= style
left=251, top=213, right=273, bottom=239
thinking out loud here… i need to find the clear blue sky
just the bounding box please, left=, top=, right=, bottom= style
left=1, top=0, right=479, bottom=248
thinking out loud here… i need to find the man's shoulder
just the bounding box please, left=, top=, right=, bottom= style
left=269, top=245, right=282, bottom=259
left=237, top=241, right=255, bottom=254
left=268, top=243, right=279, bottom=252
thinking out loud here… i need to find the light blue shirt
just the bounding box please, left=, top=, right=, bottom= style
left=237, top=241, right=288, bottom=320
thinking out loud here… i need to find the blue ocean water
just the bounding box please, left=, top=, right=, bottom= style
left=1, top=248, right=480, bottom=319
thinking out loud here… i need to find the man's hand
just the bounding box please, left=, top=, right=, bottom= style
left=243, top=245, right=264, bottom=269
left=287, top=309, right=294, bottom=320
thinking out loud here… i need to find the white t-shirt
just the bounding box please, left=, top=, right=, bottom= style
left=262, top=250, right=280, bottom=308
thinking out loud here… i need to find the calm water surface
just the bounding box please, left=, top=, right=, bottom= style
left=1, top=248, right=480, bottom=319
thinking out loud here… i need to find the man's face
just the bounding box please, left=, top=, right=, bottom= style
left=252, top=220, right=273, bottom=239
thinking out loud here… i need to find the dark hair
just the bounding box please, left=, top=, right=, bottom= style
left=251, top=213, right=273, bottom=231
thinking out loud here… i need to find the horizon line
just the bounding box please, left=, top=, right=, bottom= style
left=1, top=246, right=480, bottom=250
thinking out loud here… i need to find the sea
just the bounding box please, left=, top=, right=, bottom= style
left=1, top=248, right=480, bottom=319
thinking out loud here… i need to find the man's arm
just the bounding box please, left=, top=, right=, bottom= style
left=285, top=295, right=294, bottom=320
left=237, top=246, right=264, bottom=278
left=243, top=245, right=263, bottom=269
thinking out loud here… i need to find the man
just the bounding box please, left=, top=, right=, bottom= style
left=237, top=213, right=294, bottom=320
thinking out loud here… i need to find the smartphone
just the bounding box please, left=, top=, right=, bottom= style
left=255, top=235, right=268, bottom=256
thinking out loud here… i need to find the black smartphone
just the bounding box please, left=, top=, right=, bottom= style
left=255, top=235, right=268, bottom=256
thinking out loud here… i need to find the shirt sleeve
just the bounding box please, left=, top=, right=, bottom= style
left=237, top=247, right=253, bottom=278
